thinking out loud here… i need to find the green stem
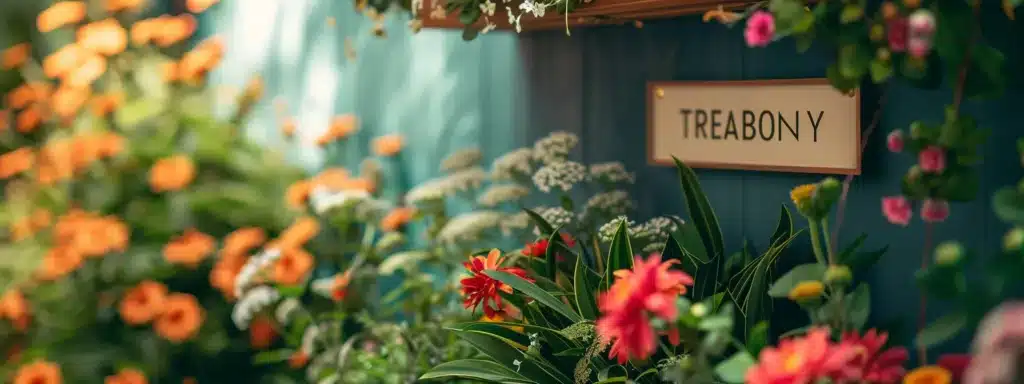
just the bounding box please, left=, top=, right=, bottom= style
left=807, top=220, right=826, bottom=265
left=820, top=218, right=834, bottom=264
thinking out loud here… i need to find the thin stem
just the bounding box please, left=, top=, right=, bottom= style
left=820, top=218, right=835, bottom=264
left=830, top=90, right=888, bottom=254
left=807, top=220, right=827, bottom=265
left=917, top=222, right=934, bottom=366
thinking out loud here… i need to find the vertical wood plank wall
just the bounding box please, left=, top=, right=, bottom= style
left=515, top=9, right=1023, bottom=352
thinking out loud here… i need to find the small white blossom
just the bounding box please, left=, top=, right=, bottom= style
left=477, top=184, right=531, bottom=207
left=532, top=161, right=586, bottom=193
left=532, top=131, right=578, bottom=165
left=491, top=148, right=533, bottom=181
left=234, top=248, right=282, bottom=297
left=589, top=162, right=635, bottom=185
left=513, top=359, right=522, bottom=372
left=598, top=216, right=643, bottom=243
left=582, top=190, right=634, bottom=221
left=532, top=206, right=574, bottom=235
left=232, top=286, right=280, bottom=329
left=500, top=211, right=531, bottom=236
left=479, top=0, right=496, bottom=16
left=642, top=242, right=665, bottom=253
left=275, top=298, right=302, bottom=324
left=506, top=7, right=523, bottom=32
left=481, top=21, right=497, bottom=34
left=406, top=177, right=453, bottom=204
left=446, top=167, right=487, bottom=191
left=441, top=147, right=483, bottom=172
left=638, top=216, right=683, bottom=243
left=310, top=186, right=370, bottom=215
left=436, top=211, right=504, bottom=243
left=310, top=276, right=336, bottom=300
left=354, top=197, right=390, bottom=222
left=519, top=0, right=546, bottom=17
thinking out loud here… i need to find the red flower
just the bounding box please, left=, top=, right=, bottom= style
left=937, top=353, right=971, bottom=382
left=595, top=253, right=694, bottom=363
left=460, top=249, right=532, bottom=317
left=523, top=233, right=576, bottom=258
left=747, top=328, right=857, bottom=384
left=840, top=329, right=908, bottom=384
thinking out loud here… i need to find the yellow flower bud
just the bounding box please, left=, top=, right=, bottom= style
left=787, top=281, right=825, bottom=303
left=934, top=241, right=964, bottom=265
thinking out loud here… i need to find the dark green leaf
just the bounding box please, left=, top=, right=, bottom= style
left=769, top=205, right=794, bottom=247
left=452, top=331, right=572, bottom=384
left=573, top=254, right=600, bottom=320
left=524, top=208, right=555, bottom=237
left=420, top=359, right=535, bottom=383
left=485, top=270, right=582, bottom=323
left=673, top=157, right=725, bottom=261
left=746, top=321, right=769, bottom=356
left=993, top=188, right=1024, bottom=225
left=714, top=351, right=756, bottom=384
left=846, top=284, right=871, bottom=330
left=915, top=312, right=967, bottom=348
left=604, top=220, right=634, bottom=290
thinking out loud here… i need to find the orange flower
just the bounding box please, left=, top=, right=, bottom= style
left=186, top=0, right=221, bottom=13
left=15, top=105, right=44, bottom=133
left=37, top=246, right=83, bottom=281
left=152, top=14, right=197, bottom=47
left=9, top=219, right=33, bottom=242
left=163, top=229, right=215, bottom=267
left=0, top=148, right=35, bottom=179
left=903, top=366, right=952, bottom=384
left=273, top=248, right=313, bottom=285
left=288, top=352, right=309, bottom=369
left=371, top=134, right=404, bottom=156
left=50, top=86, right=91, bottom=119
left=105, top=0, right=145, bottom=12
left=380, top=206, right=415, bottom=232
left=285, top=180, right=312, bottom=209
left=77, top=19, right=127, bottom=56
left=118, top=280, right=167, bottom=325
left=91, top=92, right=123, bottom=117
left=276, top=217, right=320, bottom=249
left=13, top=360, right=62, bottom=384
left=177, top=36, right=223, bottom=81
left=98, top=132, right=125, bottom=157
left=30, top=209, right=52, bottom=230
left=209, top=264, right=239, bottom=300
left=221, top=227, right=266, bottom=258
left=249, top=316, right=277, bottom=349
left=313, top=168, right=350, bottom=190
left=329, top=114, right=358, bottom=138
left=6, top=82, right=49, bottom=109
left=182, top=378, right=197, bottom=384
left=280, top=118, right=296, bottom=137
left=149, top=155, right=196, bottom=192
left=1, top=290, right=31, bottom=331
left=329, top=269, right=353, bottom=301
left=42, top=43, right=85, bottom=78
left=2, top=43, right=30, bottom=70
left=104, top=367, right=147, bottom=384
left=62, top=53, right=106, bottom=88
left=338, top=177, right=375, bottom=193
left=70, top=134, right=102, bottom=170
left=154, top=293, right=203, bottom=343
left=37, top=1, right=87, bottom=33
left=129, top=19, right=157, bottom=45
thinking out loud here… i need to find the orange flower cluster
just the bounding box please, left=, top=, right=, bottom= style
left=210, top=227, right=266, bottom=299
left=36, top=210, right=130, bottom=281
left=0, top=131, right=123, bottom=183
left=269, top=217, right=319, bottom=285
left=285, top=167, right=376, bottom=210
left=248, top=316, right=277, bottom=349
left=149, top=155, right=196, bottom=192
left=163, top=229, right=215, bottom=268
left=118, top=281, right=204, bottom=343
left=0, top=290, right=31, bottom=331
left=316, top=114, right=359, bottom=146
left=380, top=206, right=415, bottom=232
left=371, top=134, right=404, bottom=157
left=105, top=367, right=147, bottom=384
left=12, top=359, right=62, bottom=384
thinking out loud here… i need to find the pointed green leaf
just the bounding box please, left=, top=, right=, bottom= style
left=574, top=255, right=600, bottom=320
left=673, top=157, right=725, bottom=260
left=524, top=208, right=555, bottom=237
left=915, top=311, right=966, bottom=348
left=420, top=360, right=535, bottom=383
left=769, top=205, right=794, bottom=246
left=604, top=220, right=635, bottom=290
left=452, top=331, right=572, bottom=384
left=485, top=270, right=582, bottom=323
left=846, top=284, right=871, bottom=331
left=714, top=351, right=756, bottom=383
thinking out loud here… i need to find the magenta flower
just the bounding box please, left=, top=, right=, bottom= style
left=886, top=130, right=904, bottom=153
left=918, top=146, right=947, bottom=173
left=744, top=11, right=775, bottom=47
left=887, top=18, right=908, bottom=52
left=881, top=196, right=912, bottom=226
left=921, top=199, right=950, bottom=223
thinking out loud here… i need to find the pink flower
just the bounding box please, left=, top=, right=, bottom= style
left=881, top=196, right=912, bottom=226
left=937, top=354, right=971, bottom=382
left=840, top=329, right=908, bottom=384
left=746, top=328, right=857, bottom=384
left=745, top=11, right=775, bottom=47
left=886, top=130, right=904, bottom=153
left=918, top=146, right=946, bottom=173
left=887, top=18, right=908, bottom=52
left=965, top=303, right=1024, bottom=384
left=921, top=199, right=949, bottom=223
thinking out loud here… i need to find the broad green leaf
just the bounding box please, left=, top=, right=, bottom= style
left=252, top=349, right=294, bottom=365
left=993, top=188, right=1024, bottom=225
left=485, top=270, right=582, bottom=323
left=769, top=205, right=794, bottom=247
left=524, top=208, right=555, bottom=237
left=677, top=220, right=710, bottom=264
left=846, top=284, right=871, bottom=331
left=420, top=359, right=535, bottom=384
left=767, top=263, right=826, bottom=298
left=453, top=330, right=573, bottom=384
left=746, top=321, right=769, bottom=356
left=673, top=158, right=724, bottom=260
left=714, top=351, right=756, bottom=383
left=447, top=322, right=530, bottom=349
left=915, top=312, right=967, bottom=348
left=114, top=99, right=164, bottom=128
left=604, top=220, right=634, bottom=290
left=573, top=254, right=600, bottom=320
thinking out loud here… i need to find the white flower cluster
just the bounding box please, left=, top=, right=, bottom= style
left=477, top=184, right=531, bottom=207
left=275, top=298, right=302, bottom=324
left=532, top=131, right=579, bottom=165
left=589, top=162, right=635, bottom=185
left=446, top=167, right=487, bottom=192
left=310, top=186, right=370, bottom=215
left=532, top=161, right=586, bottom=193
left=436, top=211, right=504, bottom=243
left=638, top=216, right=683, bottom=242
left=500, top=211, right=531, bottom=236
left=232, top=285, right=280, bottom=329
left=405, top=177, right=452, bottom=204
left=441, top=147, right=483, bottom=173
left=532, top=206, right=574, bottom=235
left=597, top=215, right=644, bottom=243
left=354, top=197, right=390, bottom=222
left=234, top=248, right=282, bottom=297
left=491, top=148, right=533, bottom=182
left=582, top=190, right=634, bottom=221
left=375, top=232, right=406, bottom=253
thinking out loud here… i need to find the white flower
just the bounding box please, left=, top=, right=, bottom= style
left=589, top=162, right=635, bottom=185
left=598, top=216, right=643, bottom=243
left=310, top=187, right=370, bottom=215
left=582, top=190, right=634, bottom=221
left=406, top=177, right=453, bottom=204
left=310, top=277, right=336, bottom=300
left=479, top=0, right=496, bottom=16
left=501, top=211, right=531, bottom=236
left=436, top=211, right=504, bottom=243
left=639, top=216, right=682, bottom=243
left=478, top=184, right=531, bottom=207
left=354, top=197, right=390, bottom=222
left=481, top=22, right=497, bottom=34
left=491, top=148, right=533, bottom=181
left=506, top=7, right=523, bottom=32
left=532, top=131, right=578, bottom=165
left=532, top=206, right=573, bottom=235
left=275, top=298, right=302, bottom=324
left=232, top=285, right=280, bottom=329
left=234, top=248, right=282, bottom=297
left=441, top=147, right=483, bottom=172
left=446, top=167, right=487, bottom=191
left=519, top=0, right=546, bottom=17
left=533, top=161, right=586, bottom=193
left=300, top=323, right=323, bottom=355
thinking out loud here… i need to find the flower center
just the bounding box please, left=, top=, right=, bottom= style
left=168, top=309, right=185, bottom=323
left=783, top=353, right=804, bottom=372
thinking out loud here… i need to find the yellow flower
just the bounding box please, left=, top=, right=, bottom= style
left=789, top=184, right=817, bottom=205
left=903, top=366, right=952, bottom=384
left=787, top=281, right=824, bottom=302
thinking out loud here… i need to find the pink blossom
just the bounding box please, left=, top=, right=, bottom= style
left=918, top=146, right=947, bottom=173
left=887, top=18, right=908, bottom=52
left=744, top=11, right=775, bottom=47
left=921, top=199, right=949, bottom=223
left=908, top=39, right=932, bottom=58
left=964, top=303, right=1024, bottom=384
left=886, top=130, right=904, bottom=153
left=881, top=196, right=912, bottom=226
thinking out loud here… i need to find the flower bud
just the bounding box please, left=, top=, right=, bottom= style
left=870, top=24, right=886, bottom=41
left=1003, top=228, right=1024, bottom=253
left=787, top=281, right=825, bottom=305
left=934, top=241, right=964, bottom=265
left=910, top=121, right=926, bottom=139
left=690, top=303, right=708, bottom=317
left=887, top=130, right=905, bottom=152
left=824, top=265, right=853, bottom=287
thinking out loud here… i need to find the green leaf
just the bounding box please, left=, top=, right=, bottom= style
left=869, top=59, right=893, bottom=83
left=545, top=226, right=563, bottom=281
left=604, top=220, right=635, bottom=289
left=846, top=284, right=871, bottom=330
left=714, top=351, right=756, bottom=384
left=993, top=188, right=1024, bottom=225
left=769, top=205, right=794, bottom=247
left=524, top=208, right=555, bottom=237
left=767, top=263, right=826, bottom=298
left=451, top=331, right=571, bottom=384
left=420, top=360, right=535, bottom=383
left=678, top=220, right=710, bottom=264
left=746, top=321, right=769, bottom=356
left=573, top=254, right=600, bottom=320
left=458, top=5, right=481, bottom=25
left=915, top=312, right=967, bottom=348
left=673, top=157, right=724, bottom=260
left=114, top=99, right=164, bottom=128
left=252, top=349, right=294, bottom=365
left=485, top=270, right=582, bottom=323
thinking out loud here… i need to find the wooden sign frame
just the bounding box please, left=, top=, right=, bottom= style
left=646, top=78, right=861, bottom=175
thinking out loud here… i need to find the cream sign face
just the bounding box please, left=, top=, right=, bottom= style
left=646, top=79, right=861, bottom=174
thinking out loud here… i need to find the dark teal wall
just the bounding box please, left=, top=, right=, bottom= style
left=517, top=8, right=1023, bottom=355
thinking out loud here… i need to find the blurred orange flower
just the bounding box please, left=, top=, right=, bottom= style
left=221, top=227, right=266, bottom=258
left=105, top=0, right=145, bottom=13
left=316, top=115, right=358, bottom=146
left=152, top=14, right=197, bottom=47
left=0, top=148, right=35, bottom=179
left=15, top=106, right=43, bottom=133
left=163, top=229, right=215, bottom=267
left=118, top=280, right=168, bottom=325
left=249, top=316, right=277, bottom=349
left=186, top=0, right=221, bottom=13
left=91, top=92, right=124, bottom=117
left=330, top=269, right=353, bottom=302
left=77, top=19, right=127, bottom=56
left=149, top=155, right=196, bottom=192
left=37, top=1, right=87, bottom=33
left=62, top=53, right=106, bottom=88
left=288, top=352, right=309, bottom=369
left=182, top=378, right=197, bottom=384
left=177, top=36, right=223, bottom=82
left=285, top=180, right=312, bottom=209
left=314, top=168, right=350, bottom=190
left=276, top=217, right=320, bottom=249
left=37, top=246, right=83, bottom=281
left=104, top=367, right=147, bottom=384
left=280, top=118, right=296, bottom=137
left=154, top=293, right=203, bottom=343
left=372, top=134, right=404, bottom=156
left=273, top=248, right=313, bottom=285
left=13, top=360, right=62, bottom=384
left=1, top=44, right=30, bottom=70
left=42, top=44, right=84, bottom=79
left=1, top=290, right=31, bottom=331
left=380, top=206, right=415, bottom=232
left=6, top=82, right=50, bottom=109
left=98, top=132, right=125, bottom=157
left=50, top=86, right=92, bottom=119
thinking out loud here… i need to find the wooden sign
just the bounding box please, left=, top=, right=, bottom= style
left=647, top=79, right=861, bottom=175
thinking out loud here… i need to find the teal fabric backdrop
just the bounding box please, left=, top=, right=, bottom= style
left=200, top=0, right=528, bottom=194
